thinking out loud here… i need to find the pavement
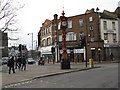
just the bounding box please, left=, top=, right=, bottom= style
left=1, top=61, right=118, bottom=88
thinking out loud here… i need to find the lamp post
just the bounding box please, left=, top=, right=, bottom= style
left=98, top=47, right=101, bottom=63
left=54, top=14, right=58, bottom=63
left=34, top=40, right=37, bottom=50
left=60, top=10, right=70, bottom=69
left=28, top=33, right=33, bottom=58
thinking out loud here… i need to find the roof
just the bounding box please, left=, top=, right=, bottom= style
left=115, top=7, right=120, bottom=18
left=115, top=7, right=120, bottom=14
left=100, top=13, right=117, bottom=20
left=41, top=19, right=52, bottom=28
left=103, top=9, right=118, bottom=18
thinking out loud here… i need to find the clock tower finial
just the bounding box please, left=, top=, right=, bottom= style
left=62, top=4, right=65, bottom=16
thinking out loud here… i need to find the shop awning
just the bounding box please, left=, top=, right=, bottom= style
left=38, top=46, right=52, bottom=54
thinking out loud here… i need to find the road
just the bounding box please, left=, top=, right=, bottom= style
left=11, top=63, right=118, bottom=88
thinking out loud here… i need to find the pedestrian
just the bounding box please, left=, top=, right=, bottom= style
left=15, top=56, right=20, bottom=69
left=16, top=56, right=22, bottom=70
left=53, top=54, right=55, bottom=64
left=74, top=55, right=78, bottom=64
left=110, top=53, right=114, bottom=61
left=7, top=56, right=15, bottom=74
left=15, top=56, right=18, bottom=69
left=21, top=56, right=26, bottom=70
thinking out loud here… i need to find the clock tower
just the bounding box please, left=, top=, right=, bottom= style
left=60, top=10, right=71, bottom=69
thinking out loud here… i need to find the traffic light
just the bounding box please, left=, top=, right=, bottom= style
left=51, top=47, right=55, bottom=54
left=19, top=44, right=22, bottom=52
left=80, top=36, right=86, bottom=46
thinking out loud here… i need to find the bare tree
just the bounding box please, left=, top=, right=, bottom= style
left=0, top=0, right=24, bottom=32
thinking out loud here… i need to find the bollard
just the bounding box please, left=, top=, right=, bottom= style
left=89, top=59, right=94, bottom=68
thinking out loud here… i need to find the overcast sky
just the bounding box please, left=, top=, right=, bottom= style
left=9, top=0, right=119, bottom=50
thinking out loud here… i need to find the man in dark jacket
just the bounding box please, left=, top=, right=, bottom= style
left=7, top=56, right=15, bottom=74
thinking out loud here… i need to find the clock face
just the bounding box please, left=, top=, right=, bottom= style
left=62, top=21, right=67, bottom=26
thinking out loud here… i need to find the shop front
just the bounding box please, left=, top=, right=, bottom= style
left=38, top=46, right=53, bottom=60
left=59, top=48, right=84, bottom=62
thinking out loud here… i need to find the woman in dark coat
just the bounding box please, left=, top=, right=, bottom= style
left=7, top=56, right=15, bottom=74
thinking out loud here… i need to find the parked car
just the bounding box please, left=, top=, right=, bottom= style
left=1, top=57, right=9, bottom=65
left=27, top=58, right=36, bottom=64
left=38, top=57, right=45, bottom=65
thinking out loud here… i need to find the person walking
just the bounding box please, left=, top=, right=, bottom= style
left=15, top=56, right=21, bottom=70
left=21, top=56, right=26, bottom=71
left=17, top=56, right=22, bottom=70
left=110, top=53, right=114, bottom=61
left=7, top=56, right=15, bottom=74
left=15, top=56, right=18, bottom=69
left=15, top=56, right=21, bottom=69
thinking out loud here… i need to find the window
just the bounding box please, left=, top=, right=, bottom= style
left=43, top=30, right=45, bottom=35
left=47, top=37, right=51, bottom=45
left=46, top=26, right=50, bottom=33
left=59, top=32, right=76, bottom=41
left=41, top=30, right=43, bottom=36
left=89, top=25, right=93, bottom=30
left=79, top=19, right=84, bottom=27
left=42, top=30, right=43, bottom=36
left=69, top=33, right=73, bottom=40
left=66, top=32, right=76, bottom=41
left=91, top=37, right=94, bottom=42
left=89, top=17, right=93, bottom=22
left=79, top=32, right=84, bottom=40
left=104, top=33, right=108, bottom=40
left=42, top=39, right=46, bottom=46
left=112, top=22, right=116, bottom=30
left=58, top=22, right=61, bottom=30
left=46, top=28, right=48, bottom=34
left=49, top=26, right=51, bottom=33
left=68, top=20, right=72, bottom=29
left=45, top=28, right=47, bottom=35
left=113, top=34, right=116, bottom=41
left=103, top=21, right=107, bottom=30
left=59, top=34, right=62, bottom=41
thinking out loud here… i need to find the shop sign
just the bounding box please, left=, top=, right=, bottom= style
left=74, top=49, right=84, bottom=53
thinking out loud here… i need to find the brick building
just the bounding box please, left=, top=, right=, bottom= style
left=38, top=9, right=105, bottom=62
left=58, top=10, right=104, bottom=62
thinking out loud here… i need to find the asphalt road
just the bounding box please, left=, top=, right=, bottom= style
left=11, top=63, right=118, bottom=88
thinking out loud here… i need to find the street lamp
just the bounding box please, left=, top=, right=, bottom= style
left=98, top=47, right=101, bottom=63
left=28, top=33, right=33, bottom=58
left=34, top=40, right=37, bottom=50
left=53, top=14, right=58, bottom=63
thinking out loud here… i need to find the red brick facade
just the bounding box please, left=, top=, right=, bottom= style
left=56, top=12, right=104, bottom=62
left=39, top=12, right=104, bottom=62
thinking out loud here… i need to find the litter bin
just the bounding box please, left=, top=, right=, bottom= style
left=89, top=59, right=94, bottom=68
